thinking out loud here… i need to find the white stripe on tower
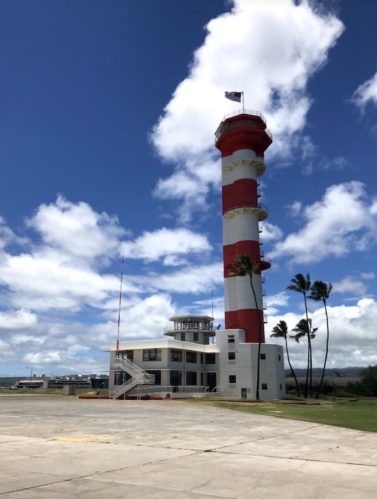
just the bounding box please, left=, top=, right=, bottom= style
left=215, top=113, right=272, bottom=343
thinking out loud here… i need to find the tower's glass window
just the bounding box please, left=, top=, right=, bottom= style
left=229, top=375, right=236, bottom=384
left=205, top=353, right=216, bottom=364
left=170, top=349, right=182, bottom=362
left=143, top=349, right=161, bottom=361
left=186, top=372, right=197, bottom=385
left=186, top=351, right=197, bottom=363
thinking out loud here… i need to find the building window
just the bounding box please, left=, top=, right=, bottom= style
left=181, top=333, right=186, bottom=341
left=228, top=336, right=235, bottom=344
left=193, top=332, right=199, bottom=341
left=170, top=349, right=182, bottom=362
left=200, top=353, right=204, bottom=364
left=229, top=375, right=236, bottom=384
left=143, top=349, right=161, bottom=361
left=125, top=350, right=134, bottom=361
left=228, top=352, right=236, bottom=360
left=146, top=370, right=161, bottom=385
left=170, top=370, right=182, bottom=386
left=280, top=384, right=282, bottom=390
left=186, top=351, right=197, bottom=363
left=278, top=354, right=281, bottom=361
left=200, top=372, right=204, bottom=385
left=205, top=353, right=216, bottom=364
left=186, top=371, right=197, bottom=386
left=260, top=353, right=266, bottom=360
left=262, top=383, right=268, bottom=390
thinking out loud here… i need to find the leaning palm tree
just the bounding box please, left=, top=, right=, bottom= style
left=271, top=320, right=300, bottom=397
left=287, top=274, right=312, bottom=397
left=227, top=255, right=262, bottom=401
left=309, top=281, right=332, bottom=398
left=290, top=318, right=317, bottom=398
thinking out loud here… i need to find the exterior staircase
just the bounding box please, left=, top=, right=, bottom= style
left=111, top=358, right=155, bottom=399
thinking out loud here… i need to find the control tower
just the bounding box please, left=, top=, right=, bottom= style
left=215, top=112, right=272, bottom=343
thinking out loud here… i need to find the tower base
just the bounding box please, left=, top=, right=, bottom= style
left=216, top=329, right=286, bottom=400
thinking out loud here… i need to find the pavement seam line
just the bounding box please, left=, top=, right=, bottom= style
left=0, top=448, right=201, bottom=496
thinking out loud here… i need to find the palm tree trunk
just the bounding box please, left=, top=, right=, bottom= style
left=249, top=275, right=261, bottom=401
left=316, top=300, right=329, bottom=398
left=303, top=294, right=312, bottom=398
left=304, top=344, right=309, bottom=398
left=285, top=337, right=300, bottom=397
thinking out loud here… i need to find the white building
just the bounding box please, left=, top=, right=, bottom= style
left=109, top=315, right=285, bottom=400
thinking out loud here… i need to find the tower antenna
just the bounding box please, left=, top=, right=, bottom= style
left=211, top=288, right=214, bottom=318
left=116, top=256, right=125, bottom=352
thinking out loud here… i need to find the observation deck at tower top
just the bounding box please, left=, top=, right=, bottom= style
left=214, top=110, right=273, bottom=142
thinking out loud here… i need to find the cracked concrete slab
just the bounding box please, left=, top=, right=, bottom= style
left=0, top=396, right=376, bottom=498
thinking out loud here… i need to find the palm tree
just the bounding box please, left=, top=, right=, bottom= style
left=271, top=320, right=300, bottom=397
left=287, top=273, right=312, bottom=397
left=290, top=319, right=317, bottom=398
left=309, top=281, right=332, bottom=398
left=227, top=255, right=262, bottom=401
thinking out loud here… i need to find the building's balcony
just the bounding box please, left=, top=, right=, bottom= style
left=165, top=322, right=214, bottom=333
left=223, top=203, right=268, bottom=221
left=214, top=110, right=273, bottom=141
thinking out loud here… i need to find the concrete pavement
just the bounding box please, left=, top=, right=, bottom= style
left=0, top=395, right=376, bottom=498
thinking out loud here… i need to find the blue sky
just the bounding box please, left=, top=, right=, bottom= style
left=1, top=0, right=377, bottom=376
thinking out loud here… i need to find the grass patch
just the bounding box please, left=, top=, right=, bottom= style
left=191, top=398, right=377, bottom=433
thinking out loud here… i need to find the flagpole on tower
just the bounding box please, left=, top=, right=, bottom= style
left=242, top=92, right=245, bottom=113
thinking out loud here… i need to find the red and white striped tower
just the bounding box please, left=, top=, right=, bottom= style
left=215, top=112, right=272, bottom=343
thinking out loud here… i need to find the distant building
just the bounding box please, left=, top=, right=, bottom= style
left=15, top=375, right=108, bottom=390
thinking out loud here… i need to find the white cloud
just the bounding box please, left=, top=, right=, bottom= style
left=0, top=198, right=136, bottom=313
left=129, top=262, right=223, bottom=295
left=361, top=272, right=375, bottom=280
left=151, top=0, right=343, bottom=219
left=370, top=200, right=377, bottom=216
left=27, top=196, right=124, bottom=261
left=332, top=277, right=367, bottom=297
left=0, top=216, right=26, bottom=250
left=289, top=201, right=303, bottom=218
left=24, top=351, right=62, bottom=364
left=121, top=228, right=211, bottom=264
left=0, top=310, right=37, bottom=331
left=352, top=71, right=377, bottom=110
left=269, top=181, right=377, bottom=264
left=267, top=298, right=377, bottom=368
left=260, top=221, right=283, bottom=242
left=0, top=251, right=120, bottom=311
left=265, top=291, right=289, bottom=315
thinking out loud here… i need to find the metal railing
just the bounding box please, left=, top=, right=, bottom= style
left=165, top=322, right=214, bottom=332
left=111, top=358, right=155, bottom=399
left=134, top=385, right=210, bottom=396
left=215, top=110, right=273, bottom=141
left=223, top=203, right=268, bottom=219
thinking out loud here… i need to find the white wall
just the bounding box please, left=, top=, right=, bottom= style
left=216, top=329, right=285, bottom=400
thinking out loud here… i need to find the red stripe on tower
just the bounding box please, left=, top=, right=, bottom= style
left=215, top=113, right=272, bottom=343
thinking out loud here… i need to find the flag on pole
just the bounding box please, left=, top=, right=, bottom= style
left=225, top=91, right=243, bottom=103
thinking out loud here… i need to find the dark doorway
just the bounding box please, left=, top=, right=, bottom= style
left=207, top=372, right=217, bottom=391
